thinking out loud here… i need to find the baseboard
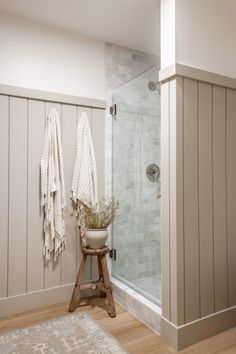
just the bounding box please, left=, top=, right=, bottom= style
left=0, top=284, right=99, bottom=318
left=161, top=305, right=236, bottom=350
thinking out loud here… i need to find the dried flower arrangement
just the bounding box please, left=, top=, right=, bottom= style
left=71, top=198, right=119, bottom=229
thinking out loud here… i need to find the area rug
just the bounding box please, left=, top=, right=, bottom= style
left=0, top=312, right=129, bottom=353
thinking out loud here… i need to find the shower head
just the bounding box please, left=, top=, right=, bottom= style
left=148, top=81, right=157, bottom=91
left=148, top=81, right=160, bottom=94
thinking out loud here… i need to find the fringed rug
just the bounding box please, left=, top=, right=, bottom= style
left=0, top=312, right=129, bottom=353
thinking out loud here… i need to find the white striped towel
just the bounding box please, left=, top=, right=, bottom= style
left=40, top=108, right=66, bottom=261
left=71, top=112, right=98, bottom=245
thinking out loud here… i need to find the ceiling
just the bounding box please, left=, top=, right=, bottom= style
left=0, top=0, right=160, bottom=55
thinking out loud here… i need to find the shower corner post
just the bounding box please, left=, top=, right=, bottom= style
left=160, top=74, right=185, bottom=350
left=160, top=64, right=236, bottom=350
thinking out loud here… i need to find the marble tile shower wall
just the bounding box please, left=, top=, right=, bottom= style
left=105, top=42, right=159, bottom=196
left=112, top=78, right=161, bottom=282
left=104, top=42, right=160, bottom=283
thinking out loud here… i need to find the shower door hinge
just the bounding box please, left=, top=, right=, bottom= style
left=109, top=248, right=117, bottom=261
left=110, top=104, right=117, bottom=117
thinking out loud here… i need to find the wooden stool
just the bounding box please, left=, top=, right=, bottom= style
left=68, top=246, right=116, bottom=318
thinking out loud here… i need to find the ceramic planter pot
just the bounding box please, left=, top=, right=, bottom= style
left=85, top=228, right=108, bottom=249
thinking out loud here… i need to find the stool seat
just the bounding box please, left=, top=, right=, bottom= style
left=68, top=246, right=116, bottom=318
left=82, top=246, right=109, bottom=256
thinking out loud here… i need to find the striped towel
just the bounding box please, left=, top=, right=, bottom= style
left=41, top=108, right=66, bottom=261
left=71, top=112, right=98, bottom=245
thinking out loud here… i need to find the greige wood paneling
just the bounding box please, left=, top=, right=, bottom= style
left=44, top=102, right=62, bottom=289
left=161, top=81, right=170, bottom=321
left=0, top=84, right=105, bottom=311
left=91, top=108, right=105, bottom=280
left=169, top=77, right=185, bottom=325
left=77, top=106, right=93, bottom=281
left=213, top=86, right=228, bottom=312
left=161, top=71, right=236, bottom=349
left=0, top=95, right=9, bottom=298
left=183, top=78, right=200, bottom=322
left=27, top=100, right=45, bottom=292
left=198, top=82, right=214, bottom=317
left=226, top=88, right=236, bottom=307
left=61, top=104, right=77, bottom=285
left=8, top=97, right=28, bottom=296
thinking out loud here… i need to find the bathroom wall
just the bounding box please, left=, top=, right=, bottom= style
left=161, top=68, right=236, bottom=349
left=0, top=86, right=105, bottom=317
left=0, top=14, right=105, bottom=99
left=161, top=0, right=236, bottom=78
left=111, top=67, right=161, bottom=300
left=104, top=43, right=160, bottom=289
left=104, top=42, right=159, bottom=196
left=160, top=0, right=236, bottom=349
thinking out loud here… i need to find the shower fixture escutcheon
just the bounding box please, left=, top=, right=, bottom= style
left=146, top=163, right=160, bottom=183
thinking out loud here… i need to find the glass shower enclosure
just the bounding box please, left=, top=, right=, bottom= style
left=111, top=66, right=161, bottom=306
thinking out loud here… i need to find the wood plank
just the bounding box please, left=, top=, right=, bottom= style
left=169, top=77, right=185, bottom=325
left=0, top=95, right=9, bottom=298
left=198, top=82, right=214, bottom=317
left=226, top=88, right=236, bottom=307
left=61, top=104, right=77, bottom=285
left=161, top=81, right=170, bottom=321
left=8, top=97, right=28, bottom=296
left=183, top=78, right=200, bottom=322
left=27, top=100, right=45, bottom=292
left=212, top=85, right=228, bottom=312
left=44, top=102, right=62, bottom=289
left=91, top=108, right=105, bottom=281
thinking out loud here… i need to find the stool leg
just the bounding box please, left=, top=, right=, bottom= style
left=98, top=255, right=106, bottom=298
left=68, top=254, right=87, bottom=312
left=101, top=255, right=116, bottom=318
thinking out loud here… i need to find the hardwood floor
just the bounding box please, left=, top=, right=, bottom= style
left=0, top=298, right=236, bottom=353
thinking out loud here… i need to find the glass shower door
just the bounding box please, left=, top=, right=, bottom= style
left=111, top=66, right=161, bottom=306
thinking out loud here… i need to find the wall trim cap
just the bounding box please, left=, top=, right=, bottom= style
left=0, top=83, right=106, bottom=109
left=159, top=63, right=236, bottom=90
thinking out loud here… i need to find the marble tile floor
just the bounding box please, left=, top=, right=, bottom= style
left=131, top=274, right=161, bottom=306
left=115, top=273, right=161, bottom=307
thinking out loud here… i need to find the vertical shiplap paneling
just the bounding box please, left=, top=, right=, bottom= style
left=198, top=82, right=214, bottom=317
left=77, top=106, right=92, bottom=281
left=8, top=97, right=28, bottom=296
left=226, top=88, right=236, bottom=307
left=27, top=100, right=45, bottom=292
left=183, top=78, right=200, bottom=322
left=61, top=104, right=77, bottom=285
left=213, top=85, right=228, bottom=312
left=169, top=77, right=185, bottom=325
left=0, top=95, right=9, bottom=298
left=161, top=81, right=170, bottom=321
left=44, top=102, right=62, bottom=289
left=91, top=108, right=105, bottom=280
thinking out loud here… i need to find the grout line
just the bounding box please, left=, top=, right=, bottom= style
left=60, top=103, right=63, bottom=287
left=212, top=85, right=216, bottom=312
left=43, top=101, right=46, bottom=290
left=168, top=80, right=171, bottom=322
left=197, top=81, right=201, bottom=318
left=26, top=99, right=29, bottom=293
left=225, top=89, right=230, bottom=308
left=182, top=77, right=186, bottom=324
left=7, top=96, right=10, bottom=298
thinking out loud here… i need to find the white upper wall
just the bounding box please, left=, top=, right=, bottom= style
left=0, top=15, right=105, bottom=99
left=0, top=0, right=160, bottom=56
left=160, top=0, right=175, bottom=69
left=161, top=0, right=236, bottom=78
